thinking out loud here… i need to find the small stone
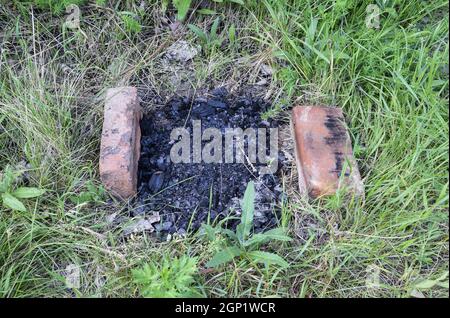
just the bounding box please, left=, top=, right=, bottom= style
left=165, top=40, right=199, bottom=62
left=148, top=172, right=164, bottom=193
left=169, top=21, right=182, bottom=33
left=211, top=87, right=228, bottom=97
left=132, top=205, right=146, bottom=217
left=207, top=99, right=227, bottom=109
left=106, top=213, right=117, bottom=224
left=147, top=212, right=161, bottom=224
left=254, top=210, right=263, bottom=218
left=260, top=120, right=270, bottom=127
left=192, top=103, right=216, bottom=117
left=123, top=218, right=154, bottom=236
left=162, top=221, right=173, bottom=231
left=177, top=228, right=187, bottom=237
left=156, top=156, right=168, bottom=171
left=256, top=78, right=268, bottom=86
left=260, top=64, right=273, bottom=76
left=171, top=100, right=182, bottom=114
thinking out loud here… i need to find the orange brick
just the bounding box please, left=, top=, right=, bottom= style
left=99, top=87, right=142, bottom=199
left=291, top=106, right=363, bottom=198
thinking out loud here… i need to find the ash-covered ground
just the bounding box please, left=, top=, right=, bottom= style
left=134, top=87, right=288, bottom=240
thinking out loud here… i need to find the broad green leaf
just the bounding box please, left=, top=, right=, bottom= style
left=210, top=17, right=221, bottom=39
left=2, top=193, right=26, bottom=212
left=206, top=246, right=241, bottom=268
left=237, top=181, right=255, bottom=243
left=12, top=187, right=45, bottom=199
left=197, top=9, right=216, bottom=15
left=437, top=281, right=449, bottom=289
left=228, top=0, right=245, bottom=4
left=260, top=227, right=292, bottom=241
left=69, top=192, right=92, bottom=205
left=299, top=39, right=330, bottom=64
left=161, top=0, right=169, bottom=12
left=187, top=24, right=208, bottom=43
left=242, top=233, right=268, bottom=247
left=436, top=271, right=449, bottom=282
left=414, top=279, right=439, bottom=289
left=173, top=0, right=192, bottom=21
left=247, top=251, right=289, bottom=268
left=414, top=271, right=449, bottom=290
left=221, top=228, right=238, bottom=241
left=243, top=227, right=291, bottom=247
left=410, top=289, right=425, bottom=298
left=305, top=17, right=318, bottom=46
left=199, top=224, right=218, bottom=241
left=0, top=165, right=22, bottom=193
left=228, top=24, right=236, bottom=43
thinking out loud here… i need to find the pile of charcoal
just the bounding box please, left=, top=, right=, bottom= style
left=134, top=87, right=288, bottom=240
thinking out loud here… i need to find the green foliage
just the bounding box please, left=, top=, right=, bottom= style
left=212, top=0, right=245, bottom=4
left=410, top=271, right=449, bottom=297
left=188, top=17, right=236, bottom=52
left=69, top=180, right=105, bottom=205
left=119, top=12, right=142, bottom=35
left=0, top=165, right=45, bottom=212
left=172, top=0, right=245, bottom=21
left=201, top=181, right=291, bottom=269
left=173, top=0, right=192, bottom=21
left=20, top=0, right=87, bottom=15
left=228, top=23, right=236, bottom=44
left=132, top=255, right=202, bottom=298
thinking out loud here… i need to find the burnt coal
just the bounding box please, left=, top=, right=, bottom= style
left=207, top=99, right=227, bottom=109
left=137, top=87, right=288, bottom=239
left=148, top=172, right=164, bottom=193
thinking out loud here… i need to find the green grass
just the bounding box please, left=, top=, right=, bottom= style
left=0, top=0, right=448, bottom=297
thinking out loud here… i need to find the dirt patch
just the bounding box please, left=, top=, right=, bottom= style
left=134, top=86, right=289, bottom=240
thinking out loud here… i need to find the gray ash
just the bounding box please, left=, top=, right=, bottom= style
left=135, top=87, right=288, bottom=239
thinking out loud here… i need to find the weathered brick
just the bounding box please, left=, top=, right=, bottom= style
left=99, top=87, right=142, bottom=199
left=291, top=106, right=364, bottom=198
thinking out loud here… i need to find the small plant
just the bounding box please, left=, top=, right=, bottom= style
left=172, top=0, right=245, bottom=21
left=68, top=180, right=105, bottom=205
left=201, top=181, right=291, bottom=269
left=188, top=17, right=235, bottom=52
left=132, top=255, right=202, bottom=298
left=118, top=12, right=142, bottom=35
left=410, top=271, right=449, bottom=298
left=172, top=0, right=192, bottom=21
left=212, top=0, right=245, bottom=5
left=26, top=0, right=86, bottom=15
left=0, top=165, right=45, bottom=212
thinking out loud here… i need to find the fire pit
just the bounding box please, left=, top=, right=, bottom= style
left=135, top=87, right=289, bottom=239
left=99, top=86, right=363, bottom=240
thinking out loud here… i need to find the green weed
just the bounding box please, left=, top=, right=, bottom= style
left=201, top=181, right=292, bottom=269
left=132, top=255, right=202, bottom=298
left=0, top=165, right=45, bottom=212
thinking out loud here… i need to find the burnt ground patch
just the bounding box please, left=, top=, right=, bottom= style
left=135, top=87, right=289, bottom=240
